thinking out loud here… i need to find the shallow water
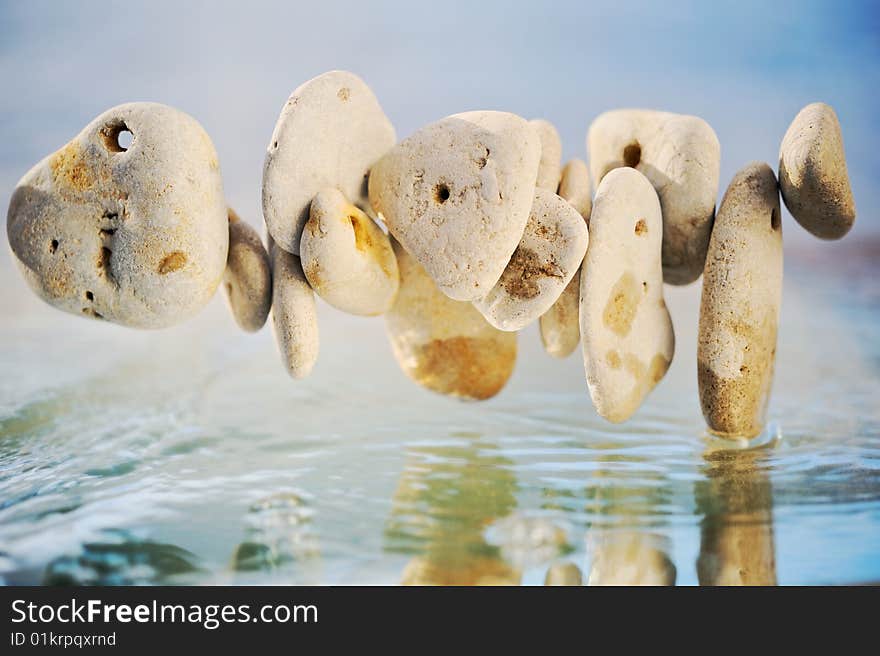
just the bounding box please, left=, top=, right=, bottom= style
left=0, top=245, right=878, bottom=585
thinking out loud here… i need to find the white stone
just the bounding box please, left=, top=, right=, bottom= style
left=223, top=208, right=272, bottom=332
left=474, top=188, right=588, bottom=331
left=262, top=70, right=395, bottom=254
left=269, top=237, right=319, bottom=379
left=698, top=162, right=783, bottom=438
left=539, top=159, right=592, bottom=358
left=588, top=109, right=720, bottom=285
left=385, top=239, right=516, bottom=400
left=369, top=111, right=541, bottom=301
left=530, top=118, right=562, bottom=191
left=580, top=167, right=674, bottom=423
left=779, top=102, right=855, bottom=239
left=6, top=102, right=228, bottom=328
left=300, top=188, right=399, bottom=316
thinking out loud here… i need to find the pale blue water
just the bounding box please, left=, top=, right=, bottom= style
left=0, top=243, right=877, bottom=585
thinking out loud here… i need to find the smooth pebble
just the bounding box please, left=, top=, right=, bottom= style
left=269, top=237, right=319, bottom=379
left=779, top=102, right=855, bottom=239
left=223, top=209, right=272, bottom=332
left=369, top=111, right=540, bottom=301
left=7, top=102, right=228, bottom=328
left=474, top=188, right=588, bottom=331
left=580, top=167, right=674, bottom=423
left=300, top=188, right=399, bottom=316
left=588, top=109, right=720, bottom=285
left=262, top=70, right=395, bottom=254
left=698, top=162, right=782, bottom=438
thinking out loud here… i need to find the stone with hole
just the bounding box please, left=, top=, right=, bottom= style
left=262, top=70, right=396, bottom=254
left=580, top=167, right=674, bottom=423
left=539, top=159, right=592, bottom=358
left=6, top=102, right=228, bottom=328
left=474, top=188, right=588, bottom=331
left=779, top=102, right=855, bottom=239
left=698, top=162, right=783, bottom=439
left=269, top=237, right=319, bottom=379
left=300, top=188, right=399, bottom=316
left=385, top=239, right=516, bottom=400
left=223, top=208, right=272, bottom=332
left=369, top=111, right=541, bottom=301
left=588, top=109, right=720, bottom=285
left=530, top=119, right=562, bottom=191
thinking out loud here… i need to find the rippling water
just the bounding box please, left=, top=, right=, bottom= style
left=0, top=244, right=878, bottom=585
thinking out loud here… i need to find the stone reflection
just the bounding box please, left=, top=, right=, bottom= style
left=583, top=449, right=677, bottom=586
left=545, top=561, right=583, bottom=586
left=230, top=491, right=321, bottom=583
left=384, top=435, right=521, bottom=585
left=696, top=446, right=777, bottom=585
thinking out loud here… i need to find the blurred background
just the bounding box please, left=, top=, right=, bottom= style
left=0, top=1, right=878, bottom=585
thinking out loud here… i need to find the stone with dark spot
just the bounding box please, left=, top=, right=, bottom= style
left=580, top=167, right=674, bottom=423
left=474, top=189, right=588, bottom=331
left=370, top=111, right=541, bottom=301
left=6, top=102, right=228, bottom=328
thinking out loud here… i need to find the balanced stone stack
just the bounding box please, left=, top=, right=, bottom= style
left=5, top=70, right=856, bottom=440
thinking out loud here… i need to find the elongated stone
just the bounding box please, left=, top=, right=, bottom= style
left=580, top=167, right=674, bottom=423
left=474, top=188, right=588, bottom=331
left=300, top=188, right=399, bottom=316
left=263, top=70, right=395, bottom=254
left=6, top=102, right=228, bottom=328
left=385, top=239, right=516, bottom=400
left=698, top=162, right=783, bottom=438
left=539, top=159, right=592, bottom=358
left=369, top=111, right=540, bottom=301
left=779, top=102, right=855, bottom=239
left=588, top=109, right=720, bottom=285
left=269, top=237, right=319, bottom=379
left=223, top=209, right=271, bottom=332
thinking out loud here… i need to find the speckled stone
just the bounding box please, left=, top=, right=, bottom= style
left=580, top=167, right=674, bottom=423
left=588, top=109, right=720, bottom=285
left=474, top=188, right=588, bottom=331
left=698, top=162, right=783, bottom=439
left=779, top=102, right=855, bottom=239
left=369, top=111, right=541, bottom=301
left=223, top=209, right=271, bottom=332
left=7, top=102, right=228, bottom=328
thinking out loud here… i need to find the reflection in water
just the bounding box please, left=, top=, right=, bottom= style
left=231, top=492, right=321, bottom=583
left=43, top=530, right=200, bottom=585
left=545, top=561, right=583, bottom=586
left=588, top=531, right=676, bottom=585
left=696, top=446, right=777, bottom=586
left=384, top=435, right=521, bottom=585
left=582, top=445, right=677, bottom=586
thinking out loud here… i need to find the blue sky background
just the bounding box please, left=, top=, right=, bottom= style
left=1, top=0, right=878, bottom=258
